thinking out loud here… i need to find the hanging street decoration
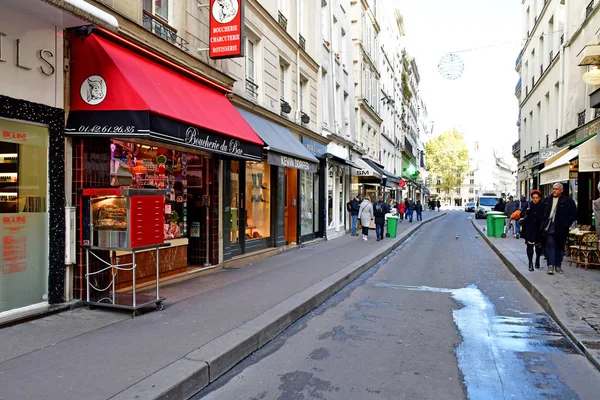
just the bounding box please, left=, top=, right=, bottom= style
left=438, top=53, right=464, bottom=80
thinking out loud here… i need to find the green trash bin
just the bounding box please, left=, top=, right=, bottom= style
left=486, top=211, right=504, bottom=237
left=491, top=215, right=507, bottom=238
left=387, top=216, right=399, bottom=238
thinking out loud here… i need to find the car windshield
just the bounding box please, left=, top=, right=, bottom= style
left=479, top=198, right=498, bottom=207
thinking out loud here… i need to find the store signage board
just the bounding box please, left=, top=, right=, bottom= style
left=209, top=0, right=244, bottom=59
left=267, top=152, right=317, bottom=172
left=301, top=137, right=327, bottom=158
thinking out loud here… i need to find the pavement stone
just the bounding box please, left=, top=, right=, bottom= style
left=472, top=218, right=600, bottom=370
left=0, top=212, right=445, bottom=400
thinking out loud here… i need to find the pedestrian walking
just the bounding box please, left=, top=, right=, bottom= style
left=358, top=196, right=374, bottom=241
left=494, top=197, right=506, bottom=213
left=397, top=200, right=406, bottom=222
left=520, top=190, right=544, bottom=271
left=347, top=195, right=361, bottom=236
left=373, top=195, right=388, bottom=241
left=416, top=200, right=423, bottom=221
left=541, top=183, right=577, bottom=275
left=436, top=200, right=441, bottom=212
left=404, top=198, right=410, bottom=220
left=407, top=198, right=415, bottom=222
left=504, top=196, right=519, bottom=238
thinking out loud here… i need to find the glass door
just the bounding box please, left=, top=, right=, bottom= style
left=0, top=119, right=49, bottom=314
left=230, top=160, right=244, bottom=253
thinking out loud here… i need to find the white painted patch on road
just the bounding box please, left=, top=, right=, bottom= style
left=372, top=282, right=578, bottom=400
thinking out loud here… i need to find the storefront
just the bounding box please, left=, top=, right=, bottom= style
left=321, top=142, right=353, bottom=240
left=0, top=2, right=118, bottom=318
left=223, top=108, right=318, bottom=258
left=350, top=152, right=383, bottom=202
left=362, top=158, right=401, bottom=201
left=300, top=137, right=328, bottom=240
left=575, top=135, right=599, bottom=226
left=539, top=147, right=577, bottom=198
left=65, top=31, right=264, bottom=298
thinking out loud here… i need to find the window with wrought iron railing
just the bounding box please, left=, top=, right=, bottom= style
left=278, top=11, right=288, bottom=31
left=586, top=0, right=594, bottom=18
left=299, top=34, right=306, bottom=51
left=578, top=111, right=586, bottom=127
left=142, top=8, right=189, bottom=51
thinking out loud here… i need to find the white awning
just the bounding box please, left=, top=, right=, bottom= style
left=539, top=148, right=578, bottom=185
left=579, top=135, right=600, bottom=172
left=351, top=157, right=382, bottom=179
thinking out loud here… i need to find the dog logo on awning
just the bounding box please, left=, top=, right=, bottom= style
left=80, top=75, right=107, bottom=106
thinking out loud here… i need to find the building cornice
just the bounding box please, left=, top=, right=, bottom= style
left=358, top=99, right=383, bottom=124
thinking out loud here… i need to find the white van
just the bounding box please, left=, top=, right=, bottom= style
left=475, top=193, right=502, bottom=219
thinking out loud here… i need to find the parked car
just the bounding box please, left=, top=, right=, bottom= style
left=464, top=202, right=476, bottom=212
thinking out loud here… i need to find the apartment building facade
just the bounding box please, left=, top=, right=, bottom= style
left=514, top=0, right=600, bottom=226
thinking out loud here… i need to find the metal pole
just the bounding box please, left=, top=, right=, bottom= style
left=132, top=250, right=136, bottom=308
left=85, top=248, right=90, bottom=303
left=204, top=205, right=210, bottom=267
left=156, top=247, right=160, bottom=301
left=111, top=250, right=115, bottom=305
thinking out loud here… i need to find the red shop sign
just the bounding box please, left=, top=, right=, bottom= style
left=209, top=0, right=245, bottom=59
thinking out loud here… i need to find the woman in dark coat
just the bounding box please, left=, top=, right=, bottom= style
left=520, top=190, right=544, bottom=271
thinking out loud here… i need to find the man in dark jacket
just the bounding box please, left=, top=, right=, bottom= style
left=407, top=198, right=416, bottom=222
left=494, top=198, right=506, bottom=212
left=373, top=195, right=389, bottom=241
left=541, top=183, right=577, bottom=275
left=349, top=195, right=361, bottom=236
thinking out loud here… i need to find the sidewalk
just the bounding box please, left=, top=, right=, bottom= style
left=0, top=212, right=445, bottom=400
left=472, top=219, right=600, bottom=370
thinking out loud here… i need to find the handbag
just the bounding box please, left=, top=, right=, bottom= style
left=510, top=209, right=521, bottom=220
left=542, top=219, right=554, bottom=235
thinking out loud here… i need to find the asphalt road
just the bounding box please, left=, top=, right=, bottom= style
left=194, top=211, right=600, bottom=400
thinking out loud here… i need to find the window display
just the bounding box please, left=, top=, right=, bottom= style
left=300, top=170, right=315, bottom=236
left=245, top=161, right=270, bottom=240
left=0, top=119, right=48, bottom=313
left=110, top=140, right=191, bottom=240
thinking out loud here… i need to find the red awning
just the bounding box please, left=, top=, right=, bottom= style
left=66, top=32, right=264, bottom=160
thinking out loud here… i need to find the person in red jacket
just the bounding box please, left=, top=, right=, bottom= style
left=397, top=201, right=406, bottom=222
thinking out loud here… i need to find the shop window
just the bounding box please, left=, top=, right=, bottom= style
left=338, top=175, right=344, bottom=226
left=245, top=161, right=271, bottom=240
left=0, top=119, right=49, bottom=312
left=110, top=140, right=199, bottom=240
left=300, top=170, right=315, bottom=236
left=327, top=170, right=334, bottom=228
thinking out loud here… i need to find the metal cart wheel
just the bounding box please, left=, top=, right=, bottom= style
left=501, top=233, right=507, bottom=238
left=515, top=234, right=520, bottom=239
left=156, top=301, right=164, bottom=311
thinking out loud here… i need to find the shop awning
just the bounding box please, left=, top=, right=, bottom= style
left=65, top=32, right=264, bottom=161
left=362, top=158, right=401, bottom=187
left=235, top=108, right=318, bottom=172
left=324, top=153, right=359, bottom=168
left=579, top=134, right=599, bottom=172
left=539, top=148, right=578, bottom=185
left=351, top=157, right=382, bottom=180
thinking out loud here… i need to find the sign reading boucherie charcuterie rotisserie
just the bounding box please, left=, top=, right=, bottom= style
left=209, top=0, right=244, bottom=59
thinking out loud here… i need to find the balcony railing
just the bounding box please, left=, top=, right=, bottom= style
left=540, top=64, right=544, bottom=75
left=578, top=111, right=586, bottom=127
left=586, top=1, right=594, bottom=18
left=549, top=50, right=554, bottom=61
left=561, top=34, right=564, bottom=44
left=404, top=137, right=413, bottom=155
left=278, top=11, right=288, bottom=31
left=299, top=34, right=306, bottom=51
left=245, top=78, right=259, bottom=99
left=512, top=140, right=521, bottom=154
left=525, top=85, right=529, bottom=96
left=142, top=11, right=189, bottom=52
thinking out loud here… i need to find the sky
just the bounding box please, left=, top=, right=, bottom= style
left=390, top=0, right=523, bottom=163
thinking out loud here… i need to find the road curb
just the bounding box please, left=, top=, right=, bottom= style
left=111, top=213, right=447, bottom=400
left=471, top=219, right=600, bottom=372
